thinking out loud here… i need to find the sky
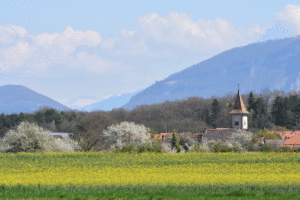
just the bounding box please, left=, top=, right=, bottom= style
left=1, top=0, right=300, bottom=109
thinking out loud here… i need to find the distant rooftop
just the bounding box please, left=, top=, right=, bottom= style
left=49, top=132, right=70, bottom=137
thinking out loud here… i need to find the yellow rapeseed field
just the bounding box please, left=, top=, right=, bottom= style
left=0, top=152, right=299, bottom=188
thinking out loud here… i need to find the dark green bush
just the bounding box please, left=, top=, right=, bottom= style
left=280, top=146, right=292, bottom=152
left=232, top=146, right=241, bottom=153
left=292, top=147, right=300, bottom=152
left=137, top=145, right=146, bottom=153
left=120, top=145, right=136, bottom=153
left=260, top=145, right=271, bottom=152
left=212, top=142, right=232, bottom=153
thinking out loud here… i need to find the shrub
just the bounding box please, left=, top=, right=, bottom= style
left=260, top=145, right=271, bottom=152
left=292, top=147, right=300, bottom=152
left=120, top=145, right=136, bottom=153
left=192, top=144, right=207, bottom=152
left=256, top=128, right=281, bottom=139
left=212, top=142, right=232, bottom=153
left=137, top=145, right=146, bottom=153
left=280, top=146, right=292, bottom=152
left=231, top=146, right=241, bottom=153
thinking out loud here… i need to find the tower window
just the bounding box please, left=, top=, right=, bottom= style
left=235, top=121, right=239, bottom=126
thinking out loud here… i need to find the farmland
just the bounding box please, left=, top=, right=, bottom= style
left=1, top=152, right=300, bottom=199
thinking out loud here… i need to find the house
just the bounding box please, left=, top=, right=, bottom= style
left=154, top=133, right=173, bottom=142
left=264, top=130, right=300, bottom=148
left=49, top=132, right=70, bottom=140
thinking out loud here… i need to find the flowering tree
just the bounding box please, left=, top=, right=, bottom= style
left=0, top=121, right=80, bottom=153
left=228, top=129, right=254, bottom=152
left=103, top=121, right=151, bottom=150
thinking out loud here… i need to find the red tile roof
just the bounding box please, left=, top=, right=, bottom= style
left=229, top=89, right=249, bottom=115
left=154, top=133, right=173, bottom=140
left=270, top=131, right=300, bottom=147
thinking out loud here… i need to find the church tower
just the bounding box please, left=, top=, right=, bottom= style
left=229, top=85, right=249, bottom=129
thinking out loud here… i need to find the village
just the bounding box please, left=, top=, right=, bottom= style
left=43, top=87, right=300, bottom=153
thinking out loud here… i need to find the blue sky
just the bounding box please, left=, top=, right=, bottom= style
left=1, top=0, right=300, bottom=109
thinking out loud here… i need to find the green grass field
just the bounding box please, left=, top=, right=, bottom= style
left=1, top=152, right=300, bottom=199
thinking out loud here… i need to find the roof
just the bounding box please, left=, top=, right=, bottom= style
left=49, top=132, right=70, bottom=138
left=202, top=129, right=234, bottom=142
left=229, top=89, right=249, bottom=115
left=270, top=131, right=300, bottom=146
left=154, top=133, right=173, bottom=140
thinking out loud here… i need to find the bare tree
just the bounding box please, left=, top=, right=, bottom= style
left=76, top=112, right=113, bottom=151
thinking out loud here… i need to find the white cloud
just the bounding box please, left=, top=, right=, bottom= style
left=275, top=4, right=300, bottom=34
left=109, top=12, right=267, bottom=57
left=121, top=29, right=135, bottom=37
left=0, top=25, right=28, bottom=43
left=100, top=38, right=116, bottom=50
left=36, top=26, right=102, bottom=56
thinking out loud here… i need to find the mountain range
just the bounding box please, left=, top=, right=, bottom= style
left=2, top=35, right=300, bottom=114
left=79, top=89, right=143, bottom=112
left=0, top=85, right=70, bottom=115
left=122, top=36, right=300, bottom=110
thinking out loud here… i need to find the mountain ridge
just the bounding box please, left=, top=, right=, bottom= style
left=122, top=36, right=300, bottom=110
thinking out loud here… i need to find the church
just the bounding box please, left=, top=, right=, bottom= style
left=195, top=87, right=250, bottom=143
left=155, top=87, right=250, bottom=143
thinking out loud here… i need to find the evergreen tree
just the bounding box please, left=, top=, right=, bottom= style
left=272, top=96, right=288, bottom=127
left=211, top=99, right=221, bottom=128
left=247, top=91, right=255, bottom=111
left=203, top=109, right=211, bottom=127
left=252, top=97, right=270, bottom=129
left=171, top=129, right=181, bottom=153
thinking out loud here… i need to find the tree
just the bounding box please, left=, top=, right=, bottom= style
left=227, top=129, right=254, bottom=152
left=211, top=99, right=221, bottom=128
left=76, top=112, right=112, bottom=151
left=103, top=121, right=151, bottom=150
left=272, top=96, right=288, bottom=127
left=247, top=92, right=255, bottom=111
left=171, top=129, right=181, bottom=153
left=0, top=121, right=79, bottom=153
left=252, top=97, right=270, bottom=129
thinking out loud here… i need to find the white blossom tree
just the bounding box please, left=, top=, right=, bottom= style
left=103, top=121, right=151, bottom=150
left=0, top=121, right=80, bottom=153
left=228, top=129, right=254, bottom=152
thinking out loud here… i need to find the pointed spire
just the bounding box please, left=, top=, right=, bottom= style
left=229, top=85, right=249, bottom=115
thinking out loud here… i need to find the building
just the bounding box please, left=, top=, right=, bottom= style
left=228, top=88, right=249, bottom=130
left=155, top=87, right=250, bottom=143
left=49, top=132, right=70, bottom=140
left=265, top=130, right=300, bottom=148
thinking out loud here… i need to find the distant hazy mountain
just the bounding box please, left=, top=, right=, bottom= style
left=122, top=36, right=300, bottom=110
left=0, top=85, right=70, bottom=115
left=81, top=89, right=143, bottom=112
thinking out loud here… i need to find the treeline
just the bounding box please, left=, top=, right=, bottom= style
left=1, top=88, right=300, bottom=142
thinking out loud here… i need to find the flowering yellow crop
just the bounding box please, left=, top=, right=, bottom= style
left=0, top=152, right=299, bottom=187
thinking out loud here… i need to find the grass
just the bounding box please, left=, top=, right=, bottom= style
left=1, top=184, right=300, bottom=200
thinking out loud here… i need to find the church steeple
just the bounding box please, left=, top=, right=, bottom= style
left=229, top=85, right=249, bottom=114
left=229, top=84, right=249, bottom=129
